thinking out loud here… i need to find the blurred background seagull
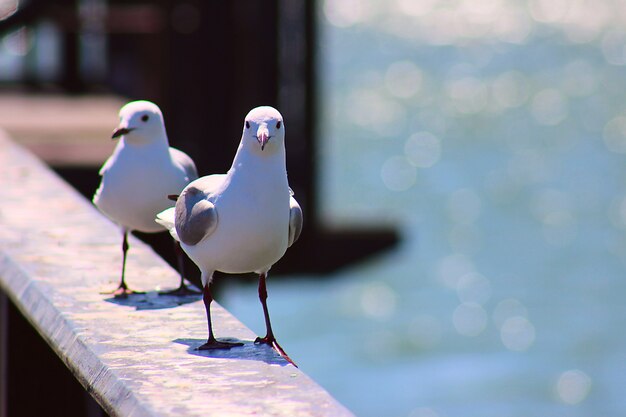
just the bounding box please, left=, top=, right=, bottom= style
left=157, top=106, right=302, bottom=366
left=94, top=100, right=199, bottom=298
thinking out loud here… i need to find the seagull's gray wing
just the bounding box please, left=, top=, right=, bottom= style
left=288, top=195, right=303, bottom=247
left=170, top=147, right=199, bottom=181
left=175, top=183, right=218, bottom=246
left=191, top=174, right=227, bottom=194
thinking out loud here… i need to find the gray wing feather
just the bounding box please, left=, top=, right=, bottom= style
left=175, top=185, right=218, bottom=246
left=191, top=174, right=227, bottom=193
left=288, top=196, right=303, bottom=247
left=170, top=147, right=199, bottom=181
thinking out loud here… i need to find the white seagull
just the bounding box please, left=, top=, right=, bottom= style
left=94, top=100, right=199, bottom=298
left=157, top=106, right=302, bottom=366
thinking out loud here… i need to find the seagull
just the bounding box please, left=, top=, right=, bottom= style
left=157, top=106, right=303, bottom=366
left=93, top=100, right=200, bottom=298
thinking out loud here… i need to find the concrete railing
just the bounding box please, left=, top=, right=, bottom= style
left=0, top=130, right=353, bottom=417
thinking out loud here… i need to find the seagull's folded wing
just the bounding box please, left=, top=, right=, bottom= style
left=170, top=147, right=199, bottom=182
left=174, top=185, right=218, bottom=246
left=288, top=196, right=303, bottom=247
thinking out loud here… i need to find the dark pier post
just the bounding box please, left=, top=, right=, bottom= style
left=274, top=0, right=399, bottom=273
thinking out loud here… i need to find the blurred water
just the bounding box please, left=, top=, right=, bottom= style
left=222, top=1, right=626, bottom=416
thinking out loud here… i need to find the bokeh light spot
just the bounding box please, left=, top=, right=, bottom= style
left=446, top=76, right=489, bottom=114
left=347, top=87, right=406, bottom=137
left=360, top=282, right=397, bottom=319
left=530, top=89, right=568, bottom=126
left=528, top=0, right=569, bottom=23
left=396, top=0, right=437, bottom=17
left=385, top=60, right=423, bottom=98
left=404, top=131, right=442, bottom=168
left=381, top=156, right=417, bottom=191
left=437, top=253, right=476, bottom=289
left=500, top=316, right=535, bottom=351
left=556, top=370, right=592, bottom=405
left=323, top=0, right=371, bottom=27
left=602, top=30, right=626, bottom=66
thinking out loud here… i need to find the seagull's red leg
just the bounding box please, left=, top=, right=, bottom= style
left=197, top=284, right=243, bottom=350
left=254, top=273, right=297, bottom=367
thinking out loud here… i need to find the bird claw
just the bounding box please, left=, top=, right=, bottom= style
left=100, top=286, right=145, bottom=299
left=255, top=336, right=298, bottom=367
left=196, top=339, right=244, bottom=350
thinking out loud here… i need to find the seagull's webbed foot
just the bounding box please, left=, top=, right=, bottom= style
left=255, top=336, right=297, bottom=367
left=197, top=338, right=244, bottom=350
left=158, top=282, right=202, bottom=297
left=100, top=284, right=144, bottom=299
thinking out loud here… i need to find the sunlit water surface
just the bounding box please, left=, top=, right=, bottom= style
left=222, top=1, right=626, bottom=416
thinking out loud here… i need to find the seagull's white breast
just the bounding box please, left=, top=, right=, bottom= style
left=182, top=159, right=291, bottom=275
left=94, top=142, right=193, bottom=232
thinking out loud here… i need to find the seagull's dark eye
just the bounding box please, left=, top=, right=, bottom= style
left=245, top=121, right=250, bottom=129
left=276, top=121, right=282, bottom=129
left=141, top=114, right=149, bottom=122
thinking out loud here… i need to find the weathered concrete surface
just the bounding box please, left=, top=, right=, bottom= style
left=0, top=131, right=354, bottom=417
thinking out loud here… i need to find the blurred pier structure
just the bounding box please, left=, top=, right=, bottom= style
left=0, top=0, right=398, bottom=276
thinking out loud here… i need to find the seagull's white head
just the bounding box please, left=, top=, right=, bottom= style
left=112, top=100, right=167, bottom=144
left=242, top=106, right=285, bottom=154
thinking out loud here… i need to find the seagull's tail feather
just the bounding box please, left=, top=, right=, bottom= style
left=155, top=207, right=180, bottom=241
